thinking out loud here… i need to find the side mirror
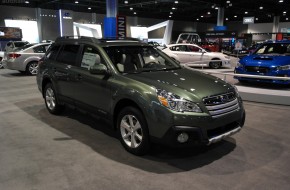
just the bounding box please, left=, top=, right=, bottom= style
left=89, top=64, right=110, bottom=75
left=201, top=49, right=206, bottom=53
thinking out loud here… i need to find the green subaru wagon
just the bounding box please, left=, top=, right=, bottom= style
left=37, top=36, right=245, bottom=155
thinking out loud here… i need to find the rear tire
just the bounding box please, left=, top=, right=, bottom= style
left=209, top=58, right=221, bottom=69
left=44, top=83, right=64, bottom=115
left=117, top=106, right=150, bottom=155
left=26, top=61, right=38, bottom=75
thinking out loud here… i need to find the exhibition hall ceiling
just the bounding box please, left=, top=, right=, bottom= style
left=0, top=0, right=289, bottom=23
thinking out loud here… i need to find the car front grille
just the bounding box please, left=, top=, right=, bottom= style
left=245, top=66, right=269, bottom=74
left=203, top=92, right=239, bottom=118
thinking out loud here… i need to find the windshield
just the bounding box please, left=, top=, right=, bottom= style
left=254, top=43, right=290, bottom=55
left=103, top=46, right=181, bottom=73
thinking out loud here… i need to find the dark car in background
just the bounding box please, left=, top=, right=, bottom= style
left=37, top=36, right=245, bottom=155
left=235, top=40, right=290, bottom=84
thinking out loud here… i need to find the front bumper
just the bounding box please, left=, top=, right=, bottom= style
left=235, top=67, right=290, bottom=84
left=149, top=99, right=245, bottom=147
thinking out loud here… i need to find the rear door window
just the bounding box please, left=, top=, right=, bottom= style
left=56, top=44, right=80, bottom=65
left=46, top=44, right=61, bottom=60
left=33, top=44, right=50, bottom=53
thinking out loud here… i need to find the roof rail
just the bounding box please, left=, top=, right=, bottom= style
left=55, top=36, right=100, bottom=43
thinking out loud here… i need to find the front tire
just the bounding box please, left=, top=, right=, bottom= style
left=26, top=61, right=38, bottom=75
left=44, top=83, right=63, bottom=115
left=117, top=106, right=150, bottom=155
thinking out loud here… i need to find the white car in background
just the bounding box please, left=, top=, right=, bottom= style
left=162, top=43, right=231, bottom=69
left=3, top=43, right=51, bottom=75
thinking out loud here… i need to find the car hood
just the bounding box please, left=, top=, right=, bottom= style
left=241, top=54, right=290, bottom=67
left=125, top=68, right=233, bottom=100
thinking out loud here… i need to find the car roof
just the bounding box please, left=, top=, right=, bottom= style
left=264, top=40, right=290, bottom=44
left=54, top=36, right=149, bottom=47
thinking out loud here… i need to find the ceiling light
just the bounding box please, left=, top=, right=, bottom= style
left=174, top=1, right=178, bottom=3
left=207, top=12, right=211, bottom=14
left=170, top=12, right=173, bottom=14
left=211, top=5, right=215, bottom=9
left=286, top=18, right=289, bottom=20
left=124, top=0, right=128, bottom=4
left=229, top=3, right=232, bottom=6
left=196, top=18, right=199, bottom=21
left=245, top=11, right=248, bottom=14
left=283, top=11, right=287, bottom=14
left=75, top=1, right=78, bottom=4
left=215, top=7, right=218, bottom=9
left=256, top=18, right=259, bottom=20
left=226, top=18, right=229, bottom=20
left=25, top=1, right=29, bottom=3
left=172, top=7, right=176, bottom=10
left=133, top=12, right=136, bottom=14
left=234, top=15, right=237, bottom=17
left=279, top=0, right=283, bottom=2
left=130, top=7, right=133, bottom=10
left=88, top=7, right=91, bottom=10
left=201, top=15, right=203, bottom=17
left=259, top=6, right=263, bottom=9
left=226, top=1, right=230, bottom=3
left=169, top=15, right=172, bottom=18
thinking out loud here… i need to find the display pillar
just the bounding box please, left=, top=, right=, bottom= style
left=104, top=0, right=117, bottom=37
left=272, top=16, right=280, bottom=40
left=217, top=7, right=224, bottom=26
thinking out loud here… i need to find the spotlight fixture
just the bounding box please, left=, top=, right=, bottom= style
left=226, top=18, right=229, bottom=20
left=245, top=11, right=248, bottom=14
left=75, top=1, right=78, bottom=4
left=25, top=1, right=29, bottom=3
left=283, top=11, right=287, bottom=14
left=201, top=15, right=204, bottom=17
left=259, top=6, right=263, bottom=9
left=279, top=0, right=283, bottom=2
left=88, top=7, right=91, bottom=10
left=172, top=7, right=176, bottom=10
left=124, top=1, right=128, bottom=4
left=207, top=12, right=211, bottom=14
left=196, top=18, right=199, bottom=21
left=215, top=7, right=218, bottom=10
left=226, top=1, right=230, bottom=3
left=169, top=15, right=172, bottom=18
left=256, top=18, right=259, bottom=20
left=130, top=7, right=133, bottom=10
left=286, top=18, right=289, bottom=20
left=234, top=15, right=237, bottom=18
left=133, top=12, right=136, bottom=14
left=174, top=1, right=178, bottom=3
left=170, top=12, right=173, bottom=14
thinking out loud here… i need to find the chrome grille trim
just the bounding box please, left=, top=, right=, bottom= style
left=209, top=103, right=239, bottom=116
left=206, top=98, right=238, bottom=111
left=204, top=92, right=239, bottom=118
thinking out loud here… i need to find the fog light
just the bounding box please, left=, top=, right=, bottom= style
left=177, top=132, right=189, bottom=143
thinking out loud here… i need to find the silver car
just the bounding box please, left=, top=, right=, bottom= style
left=3, top=43, right=51, bottom=75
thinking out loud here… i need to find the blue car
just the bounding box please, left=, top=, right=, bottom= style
left=234, top=40, right=290, bottom=84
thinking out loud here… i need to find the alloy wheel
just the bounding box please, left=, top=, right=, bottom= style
left=120, top=114, right=143, bottom=148
left=45, top=88, right=56, bottom=111
left=28, top=62, right=38, bottom=75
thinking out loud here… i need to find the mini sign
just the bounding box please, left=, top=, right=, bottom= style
left=117, top=15, right=126, bottom=38
left=243, top=17, right=255, bottom=24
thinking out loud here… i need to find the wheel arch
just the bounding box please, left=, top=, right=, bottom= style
left=41, top=77, right=52, bottom=98
left=113, top=98, right=146, bottom=130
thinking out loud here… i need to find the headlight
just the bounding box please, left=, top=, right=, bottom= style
left=277, top=65, right=290, bottom=70
left=156, top=89, right=202, bottom=112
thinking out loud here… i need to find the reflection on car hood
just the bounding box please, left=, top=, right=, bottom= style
left=242, top=54, right=290, bottom=67
left=125, top=68, right=233, bottom=99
